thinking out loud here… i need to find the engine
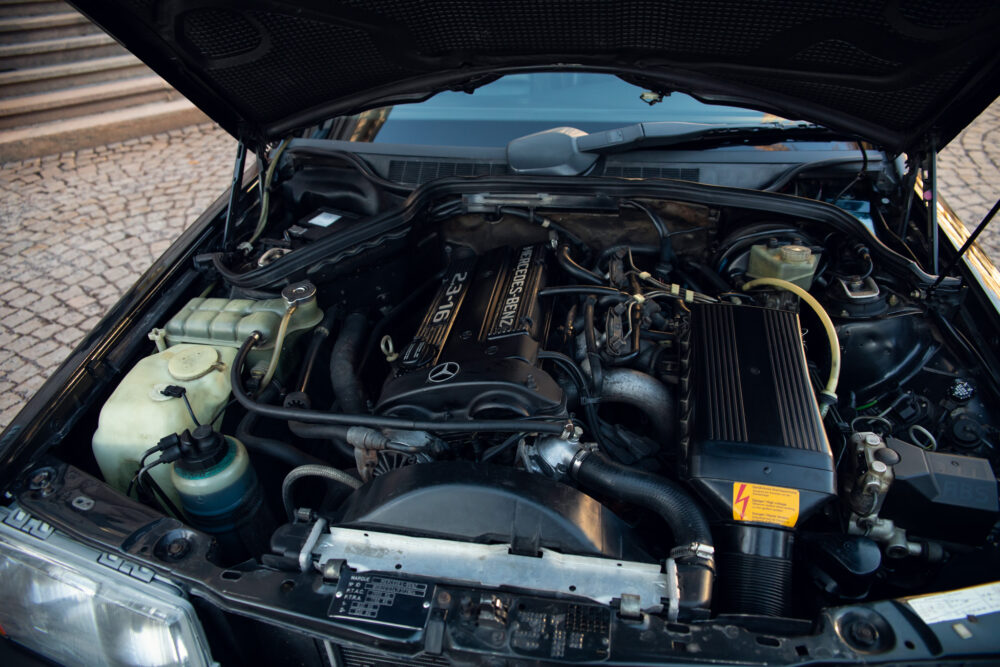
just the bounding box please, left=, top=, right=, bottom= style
left=89, top=186, right=1000, bottom=631
left=375, top=244, right=565, bottom=420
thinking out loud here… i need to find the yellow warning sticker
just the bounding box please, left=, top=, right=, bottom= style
left=732, top=482, right=800, bottom=527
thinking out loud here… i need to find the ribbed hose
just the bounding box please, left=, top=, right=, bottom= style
left=574, top=451, right=712, bottom=547
left=281, top=464, right=361, bottom=520
left=330, top=313, right=368, bottom=414
left=724, top=553, right=792, bottom=617
left=717, top=525, right=794, bottom=617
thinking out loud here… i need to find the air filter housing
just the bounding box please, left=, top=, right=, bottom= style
left=682, top=303, right=836, bottom=526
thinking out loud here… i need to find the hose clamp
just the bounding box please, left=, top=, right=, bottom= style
left=670, top=542, right=715, bottom=563
left=569, top=448, right=591, bottom=477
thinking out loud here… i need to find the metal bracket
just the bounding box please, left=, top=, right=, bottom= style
left=313, top=527, right=673, bottom=613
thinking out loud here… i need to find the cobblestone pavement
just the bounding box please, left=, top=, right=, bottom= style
left=0, top=124, right=235, bottom=428
left=1, top=107, right=999, bottom=430
left=938, top=100, right=1000, bottom=259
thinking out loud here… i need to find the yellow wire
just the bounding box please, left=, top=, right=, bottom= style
left=742, top=277, right=840, bottom=416
left=248, top=138, right=290, bottom=246
left=257, top=303, right=296, bottom=392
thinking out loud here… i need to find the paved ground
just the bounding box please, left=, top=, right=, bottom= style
left=0, top=124, right=235, bottom=427
left=1, top=109, right=998, bottom=430
left=938, top=101, right=1000, bottom=256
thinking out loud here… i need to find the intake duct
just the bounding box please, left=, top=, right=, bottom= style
left=681, top=303, right=836, bottom=617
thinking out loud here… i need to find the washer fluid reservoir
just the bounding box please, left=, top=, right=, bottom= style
left=92, top=343, right=237, bottom=506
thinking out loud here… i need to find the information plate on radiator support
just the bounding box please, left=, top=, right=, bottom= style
left=329, top=572, right=433, bottom=630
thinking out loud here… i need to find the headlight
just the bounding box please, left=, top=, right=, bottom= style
left=0, top=506, right=215, bottom=667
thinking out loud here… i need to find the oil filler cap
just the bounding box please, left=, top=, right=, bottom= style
left=167, top=346, right=220, bottom=381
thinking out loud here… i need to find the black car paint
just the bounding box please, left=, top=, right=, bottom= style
left=65, top=1, right=1000, bottom=154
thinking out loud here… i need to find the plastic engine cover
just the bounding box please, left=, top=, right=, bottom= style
left=682, top=303, right=836, bottom=527
left=375, top=244, right=565, bottom=420
left=331, top=462, right=649, bottom=560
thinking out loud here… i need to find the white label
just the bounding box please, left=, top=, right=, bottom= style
left=906, top=581, right=1000, bottom=625
left=307, top=212, right=342, bottom=228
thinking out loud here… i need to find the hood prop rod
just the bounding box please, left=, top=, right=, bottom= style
left=221, top=140, right=248, bottom=251
left=924, top=145, right=939, bottom=274
left=931, top=196, right=1000, bottom=289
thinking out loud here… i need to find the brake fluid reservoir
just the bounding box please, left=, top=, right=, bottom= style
left=92, top=343, right=237, bottom=505
left=746, top=243, right=819, bottom=289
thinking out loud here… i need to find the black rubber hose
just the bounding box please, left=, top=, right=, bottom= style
left=330, top=312, right=368, bottom=414
left=574, top=451, right=712, bottom=548
left=557, top=245, right=604, bottom=285
left=537, top=351, right=618, bottom=459
left=236, top=412, right=326, bottom=468
left=573, top=450, right=715, bottom=616
left=287, top=421, right=354, bottom=461
left=539, top=285, right=631, bottom=301
left=232, top=334, right=568, bottom=434
left=623, top=200, right=675, bottom=274
left=358, top=269, right=444, bottom=373
left=583, top=297, right=604, bottom=393
left=497, top=207, right=586, bottom=247
left=594, top=244, right=659, bottom=272
left=296, top=305, right=339, bottom=392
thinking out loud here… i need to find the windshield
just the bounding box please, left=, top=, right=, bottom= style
left=351, top=72, right=792, bottom=147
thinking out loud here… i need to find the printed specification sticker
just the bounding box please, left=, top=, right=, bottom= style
left=907, top=581, right=1000, bottom=625
left=732, top=482, right=800, bottom=527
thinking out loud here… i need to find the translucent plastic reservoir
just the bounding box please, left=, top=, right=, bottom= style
left=746, top=244, right=819, bottom=289
left=92, top=344, right=237, bottom=506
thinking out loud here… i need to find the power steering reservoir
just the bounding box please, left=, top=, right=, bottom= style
left=170, top=426, right=273, bottom=560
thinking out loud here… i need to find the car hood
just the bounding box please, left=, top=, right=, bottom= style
left=70, top=0, right=1000, bottom=152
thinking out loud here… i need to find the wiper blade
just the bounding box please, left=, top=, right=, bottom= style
left=576, top=120, right=834, bottom=153
left=506, top=121, right=838, bottom=176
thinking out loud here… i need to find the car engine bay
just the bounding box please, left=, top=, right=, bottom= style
left=21, top=142, right=1000, bottom=662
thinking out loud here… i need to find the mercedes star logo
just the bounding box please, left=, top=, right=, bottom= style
left=427, top=361, right=460, bottom=383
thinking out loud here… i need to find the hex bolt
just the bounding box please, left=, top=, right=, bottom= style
left=166, top=538, right=190, bottom=559
left=848, top=621, right=879, bottom=648
left=29, top=468, right=52, bottom=489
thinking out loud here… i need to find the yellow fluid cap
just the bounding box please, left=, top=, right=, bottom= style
left=167, top=346, right=220, bottom=381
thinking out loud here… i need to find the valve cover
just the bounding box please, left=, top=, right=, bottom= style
left=375, top=244, right=565, bottom=421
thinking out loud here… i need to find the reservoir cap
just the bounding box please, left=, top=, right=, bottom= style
left=167, top=346, right=220, bottom=381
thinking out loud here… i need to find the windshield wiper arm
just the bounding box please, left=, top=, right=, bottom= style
left=575, top=121, right=833, bottom=153
left=507, top=121, right=837, bottom=176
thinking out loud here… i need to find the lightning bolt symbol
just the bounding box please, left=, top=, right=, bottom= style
left=734, top=483, right=750, bottom=520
